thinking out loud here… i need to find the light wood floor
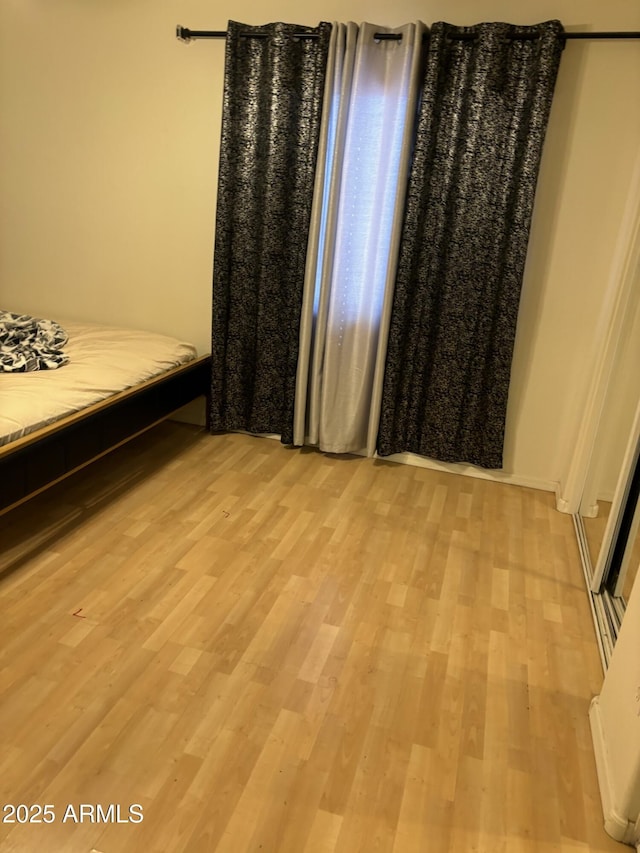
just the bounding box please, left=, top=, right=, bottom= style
left=0, top=424, right=622, bottom=852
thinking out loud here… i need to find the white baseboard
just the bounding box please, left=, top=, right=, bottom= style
left=228, top=434, right=559, bottom=495
left=589, top=696, right=636, bottom=844
left=556, top=482, right=571, bottom=514
left=380, top=450, right=557, bottom=493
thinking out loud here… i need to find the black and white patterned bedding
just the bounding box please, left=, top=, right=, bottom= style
left=0, top=310, right=69, bottom=372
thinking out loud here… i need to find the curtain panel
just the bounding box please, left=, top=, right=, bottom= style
left=295, top=21, right=426, bottom=455
left=210, top=21, right=331, bottom=443
left=210, top=19, right=564, bottom=470
left=377, top=21, right=565, bottom=468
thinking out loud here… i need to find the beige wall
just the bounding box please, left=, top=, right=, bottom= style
left=1, top=1, right=639, bottom=487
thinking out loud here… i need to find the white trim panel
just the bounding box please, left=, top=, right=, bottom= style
left=589, top=696, right=636, bottom=845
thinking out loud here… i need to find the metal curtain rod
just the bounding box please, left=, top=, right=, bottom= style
left=176, top=25, right=640, bottom=43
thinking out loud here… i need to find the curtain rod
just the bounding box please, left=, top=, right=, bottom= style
left=176, top=25, right=640, bottom=43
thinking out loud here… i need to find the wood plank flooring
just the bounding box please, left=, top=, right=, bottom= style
left=0, top=424, right=622, bottom=852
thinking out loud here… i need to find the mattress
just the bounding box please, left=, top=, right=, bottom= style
left=0, top=320, right=198, bottom=446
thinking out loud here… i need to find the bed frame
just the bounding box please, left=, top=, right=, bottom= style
left=0, top=354, right=211, bottom=515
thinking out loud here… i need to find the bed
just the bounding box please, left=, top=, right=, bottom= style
left=0, top=317, right=211, bottom=514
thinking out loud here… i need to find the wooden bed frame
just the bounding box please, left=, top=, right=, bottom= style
left=0, top=354, right=211, bottom=515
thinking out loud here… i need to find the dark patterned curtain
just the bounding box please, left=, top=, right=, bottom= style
left=377, top=21, right=564, bottom=468
left=210, top=21, right=331, bottom=443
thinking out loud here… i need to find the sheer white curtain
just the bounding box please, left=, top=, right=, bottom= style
left=294, top=22, right=425, bottom=454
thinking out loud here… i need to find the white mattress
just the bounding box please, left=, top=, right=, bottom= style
left=0, top=320, right=198, bottom=446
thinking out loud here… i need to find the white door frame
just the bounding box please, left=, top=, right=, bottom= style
left=558, top=152, right=640, bottom=516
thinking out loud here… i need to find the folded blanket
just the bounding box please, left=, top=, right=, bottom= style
left=0, top=310, right=69, bottom=372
